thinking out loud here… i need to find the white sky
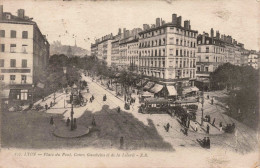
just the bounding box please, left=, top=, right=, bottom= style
left=2, top=0, right=260, bottom=51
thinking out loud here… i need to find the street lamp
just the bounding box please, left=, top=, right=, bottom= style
left=63, top=67, right=67, bottom=108
left=201, top=84, right=205, bottom=126
left=70, top=83, right=77, bottom=131
left=31, top=84, right=35, bottom=105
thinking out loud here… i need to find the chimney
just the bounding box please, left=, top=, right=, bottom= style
left=177, top=16, right=182, bottom=27
left=156, top=18, right=160, bottom=27
left=184, top=20, right=189, bottom=29
left=123, top=28, right=126, bottom=38
left=202, top=33, right=205, bottom=44
left=189, top=25, right=191, bottom=30
left=0, top=5, right=3, bottom=20
left=118, top=28, right=121, bottom=35
left=17, top=9, right=25, bottom=19
left=216, top=31, right=220, bottom=39
left=172, top=14, right=177, bottom=25
left=210, top=28, right=214, bottom=38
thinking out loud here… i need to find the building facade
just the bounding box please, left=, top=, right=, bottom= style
left=0, top=6, right=49, bottom=103
left=138, top=14, right=198, bottom=96
left=196, top=29, right=245, bottom=79
left=248, top=51, right=259, bottom=69
left=127, top=38, right=139, bottom=72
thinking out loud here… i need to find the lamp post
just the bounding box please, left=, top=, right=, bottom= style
left=63, top=67, right=67, bottom=108
left=70, top=83, right=77, bottom=131
left=201, top=84, right=204, bottom=126
left=31, top=84, right=35, bottom=105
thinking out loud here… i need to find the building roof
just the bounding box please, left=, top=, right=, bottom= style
left=0, top=12, right=35, bottom=25
left=139, top=22, right=198, bottom=35
left=0, top=12, right=49, bottom=45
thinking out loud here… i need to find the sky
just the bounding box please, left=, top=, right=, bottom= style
left=2, top=0, right=260, bottom=51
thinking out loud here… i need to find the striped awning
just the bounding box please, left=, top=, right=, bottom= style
left=150, top=84, right=163, bottom=93
left=183, top=87, right=192, bottom=94
left=143, top=82, right=154, bottom=90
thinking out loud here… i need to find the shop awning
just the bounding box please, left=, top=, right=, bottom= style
left=183, top=87, right=192, bottom=94
left=150, top=84, right=163, bottom=93
left=166, top=86, right=177, bottom=96
left=191, top=86, right=199, bottom=92
left=142, top=91, right=153, bottom=97
left=143, top=82, right=154, bottom=90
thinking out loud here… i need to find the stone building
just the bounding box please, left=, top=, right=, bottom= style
left=0, top=6, right=49, bottom=103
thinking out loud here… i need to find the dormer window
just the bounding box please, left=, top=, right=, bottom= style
left=6, top=14, right=11, bottom=20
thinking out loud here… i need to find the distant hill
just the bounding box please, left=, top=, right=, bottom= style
left=50, top=41, right=90, bottom=57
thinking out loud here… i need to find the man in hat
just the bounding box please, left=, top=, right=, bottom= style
left=206, top=124, right=210, bottom=134
left=66, top=117, right=70, bottom=127
left=206, top=137, right=210, bottom=149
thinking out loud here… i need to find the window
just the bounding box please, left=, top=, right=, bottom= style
left=10, top=59, right=16, bottom=67
left=169, top=37, right=174, bottom=44
left=198, top=41, right=201, bottom=44
left=206, top=47, right=209, bottom=53
left=0, top=59, right=4, bottom=67
left=206, top=40, right=209, bottom=44
left=22, top=44, right=28, bottom=53
left=0, top=75, right=4, bottom=81
left=206, top=56, right=209, bottom=59
left=0, top=30, right=5, bottom=37
left=176, top=39, right=179, bottom=45
left=0, top=44, right=5, bottom=52
left=21, top=75, right=27, bottom=84
left=176, top=50, right=178, bottom=56
left=180, top=50, right=182, bottom=56
left=22, top=31, right=28, bottom=39
left=22, top=59, right=27, bottom=68
left=10, top=44, right=16, bottom=53
left=10, top=75, right=15, bottom=80
left=205, top=67, right=209, bottom=72
left=21, top=90, right=28, bottom=100
left=11, top=30, right=16, bottom=38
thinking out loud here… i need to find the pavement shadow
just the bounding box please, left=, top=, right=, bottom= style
left=78, top=105, right=174, bottom=151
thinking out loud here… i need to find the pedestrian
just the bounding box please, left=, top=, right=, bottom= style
left=219, top=122, right=222, bottom=128
left=195, top=123, right=198, bottom=132
left=117, top=106, right=121, bottom=113
left=220, top=124, right=223, bottom=132
left=208, top=115, right=211, bottom=123
left=66, top=117, right=70, bottom=127
left=120, top=136, right=124, bottom=149
left=74, top=118, right=77, bottom=129
left=92, top=117, right=96, bottom=126
left=90, top=98, right=92, bottom=103
left=45, top=103, right=48, bottom=110
left=202, top=137, right=207, bottom=148
left=206, top=124, right=210, bottom=134
left=184, top=127, right=188, bottom=136
left=42, top=96, right=45, bottom=102
left=50, top=101, right=53, bottom=107
left=212, top=118, right=215, bottom=126
left=187, top=119, right=190, bottom=128
left=50, top=116, right=54, bottom=125
left=206, top=137, right=210, bottom=149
